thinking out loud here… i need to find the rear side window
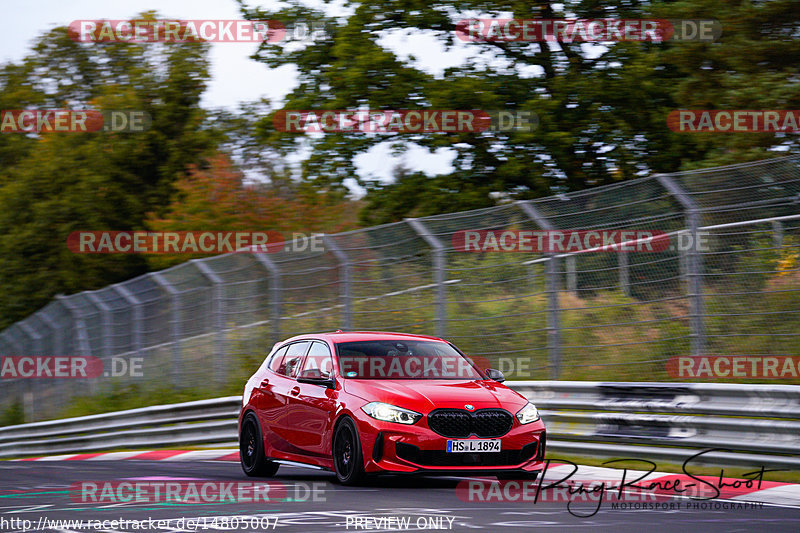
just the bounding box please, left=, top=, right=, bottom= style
left=268, top=346, right=289, bottom=372
left=279, top=341, right=310, bottom=378
left=301, top=341, right=334, bottom=379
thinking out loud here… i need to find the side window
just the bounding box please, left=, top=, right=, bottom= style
left=280, top=341, right=310, bottom=378
left=268, top=346, right=289, bottom=373
left=301, top=342, right=333, bottom=379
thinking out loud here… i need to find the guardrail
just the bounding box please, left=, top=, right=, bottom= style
left=513, top=381, right=800, bottom=470
left=0, top=396, right=241, bottom=458
left=1, top=382, right=799, bottom=470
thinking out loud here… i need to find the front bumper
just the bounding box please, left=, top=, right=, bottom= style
left=353, top=411, right=546, bottom=474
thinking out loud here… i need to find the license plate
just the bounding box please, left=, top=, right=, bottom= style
left=446, top=439, right=501, bottom=453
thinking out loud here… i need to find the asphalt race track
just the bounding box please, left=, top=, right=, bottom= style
left=0, top=461, right=798, bottom=532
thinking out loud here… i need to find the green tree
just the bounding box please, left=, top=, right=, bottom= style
left=649, top=0, right=800, bottom=168
left=0, top=17, right=215, bottom=328
left=240, top=0, right=800, bottom=221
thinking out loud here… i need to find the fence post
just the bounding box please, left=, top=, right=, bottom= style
left=677, top=230, right=689, bottom=283
left=322, top=235, right=352, bottom=330
left=46, top=300, right=87, bottom=399
left=656, top=174, right=705, bottom=356
left=0, top=330, right=26, bottom=420
left=56, top=296, right=92, bottom=356
left=1, top=329, right=22, bottom=355
left=38, top=310, right=63, bottom=357
left=150, top=273, right=182, bottom=385
left=112, top=283, right=143, bottom=359
left=0, top=332, right=15, bottom=355
left=18, top=323, right=41, bottom=422
left=517, top=201, right=561, bottom=379
left=406, top=218, right=447, bottom=338
left=85, top=292, right=113, bottom=358
left=566, top=255, right=577, bottom=294
left=618, top=251, right=630, bottom=296
left=19, top=322, right=43, bottom=355
left=253, top=253, right=282, bottom=345
left=193, top=260, right=227, bottom=387
left=772, top=220, right=784, bottom=248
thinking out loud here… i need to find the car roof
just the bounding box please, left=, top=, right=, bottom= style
left=279, top=331, right=447, bottom=344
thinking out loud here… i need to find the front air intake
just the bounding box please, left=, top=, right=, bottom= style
left=427, top=409, right=513, bottom=438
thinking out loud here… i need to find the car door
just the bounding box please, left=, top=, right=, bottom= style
left=251, top=345, right=288, bottom=415
left=267, top=340, right=311, bottom=452
left=288, top=341, right=337, bottom=456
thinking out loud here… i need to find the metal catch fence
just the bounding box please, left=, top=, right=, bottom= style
left=1, top=156, right=799, bottom=421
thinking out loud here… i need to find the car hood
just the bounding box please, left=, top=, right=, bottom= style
left=342, top=379, right=528, bottom=413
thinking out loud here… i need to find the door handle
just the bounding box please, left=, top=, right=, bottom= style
left=290, top=386, right=300, bottom=396
left=258, top=378, right=270, bottom=389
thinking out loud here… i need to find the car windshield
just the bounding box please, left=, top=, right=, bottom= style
left=335, top=340, right=484, bottom=380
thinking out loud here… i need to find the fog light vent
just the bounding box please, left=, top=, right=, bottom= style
left=373, top=432, right=384, bottom=462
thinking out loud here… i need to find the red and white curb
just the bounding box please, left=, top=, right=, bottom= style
left=12, top=449, right=240, bottom=462
left=11, top=450, right=800, bottom=507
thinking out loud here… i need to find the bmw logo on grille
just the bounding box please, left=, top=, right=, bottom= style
left=464, top=404, right=475, bottom=410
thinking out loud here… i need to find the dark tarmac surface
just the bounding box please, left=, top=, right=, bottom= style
left=0, top=461, right=797, bottom=532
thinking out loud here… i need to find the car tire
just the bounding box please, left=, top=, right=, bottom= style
left=240, top=413, right=280, bottom=477
left=496, top=471, right=539, bottom=481
left=333, top=417, right=366, bottom=485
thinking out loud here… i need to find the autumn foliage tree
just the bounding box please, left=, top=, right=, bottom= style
left=145, top=153, right=359, bottom=269
left=0, top=19, right=214, bottom=328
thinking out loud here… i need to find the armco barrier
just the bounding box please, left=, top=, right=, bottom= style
left=4, top=155, right=800, bottom=419
left=514, top=381, right=800, bottom=470
left=1, top=382, right=798, bottom=470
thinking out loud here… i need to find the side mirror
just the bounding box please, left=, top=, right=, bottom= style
left=485, top=368, right=505, bottom=383
left=297, top=369, right=335, bottom=389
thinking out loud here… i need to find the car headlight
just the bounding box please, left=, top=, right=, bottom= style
left=516, top=402, right=540, bottom=424
left=361, top=402, right=423, bottom=425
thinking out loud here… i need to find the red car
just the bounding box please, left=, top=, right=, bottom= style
left=238, top=331, right=546, bottom=484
